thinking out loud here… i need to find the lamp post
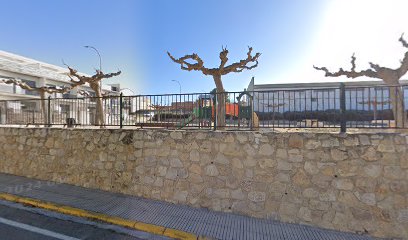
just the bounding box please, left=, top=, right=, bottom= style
left=84, top=45, right=102, bottom=72
left=120, top=87, right=135, bottom=95
left=84, top=45, right=102, bottom=94
left=171, top=80, right=182, bottom=116
left=171, top=80, right=181, bottom=94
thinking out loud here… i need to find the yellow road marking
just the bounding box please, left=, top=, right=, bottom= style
left=0, top=193, right=199, bottom=240
left=164, top=228, right=198, bottom=240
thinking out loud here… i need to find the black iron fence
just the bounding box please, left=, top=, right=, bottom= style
left=0, top=84, right=407, bottom=131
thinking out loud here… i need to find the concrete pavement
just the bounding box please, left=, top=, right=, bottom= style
left=0, top=173, right=378, bottom=240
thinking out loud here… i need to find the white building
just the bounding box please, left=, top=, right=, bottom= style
left=0, top=50, right=120, bottom=125
left=247, top=78, right=408, bottom=113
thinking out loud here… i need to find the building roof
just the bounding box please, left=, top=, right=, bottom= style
left=248, top=78, right=408, bottom=91
left=0, top=50, right=77, bottom=83
left=0, top=50, right=119, bottom=93
left=171, top=101, right=194, bottom=111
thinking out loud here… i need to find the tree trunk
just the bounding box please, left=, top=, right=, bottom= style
left=40, top=91, right=48, bottom=126
left=213, top=75, right=226, bottom=129
left=389, top=86, right=407, bottom=128
left=0, top=102, right=5, bottom=124
left=91, top=82, right=105, bottom=127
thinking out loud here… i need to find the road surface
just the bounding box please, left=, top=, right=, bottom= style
left=0, top=202, right=151, bottom=240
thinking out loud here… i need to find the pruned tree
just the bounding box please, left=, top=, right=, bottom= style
left=65, top=66, right=121, bottom=126
left=168, top=47, right=260, bottom=128
left=0, top=77, right=71, bottom=125
left=314, top=34, right=408, bottom=127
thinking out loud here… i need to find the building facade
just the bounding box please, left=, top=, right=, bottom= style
left=247, top=78, right=408, bottom=113
left=0, top=50, right=120, bottom=125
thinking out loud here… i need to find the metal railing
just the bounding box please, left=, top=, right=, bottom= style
left=0, top=84, right=407, bottom=131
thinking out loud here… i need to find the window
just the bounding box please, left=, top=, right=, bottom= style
left=21, top=102, right=37, bottom=110
left=18, top=80, right=39, bottom=96
left=63, top=92, right=75, bottom=98
left=46, top=84, right=61, bottom=98
left=0, top=82, right=13, bottom=93
left=0, top=75, right=14, bottom=93
left=60, top=104, right=70, bottom=113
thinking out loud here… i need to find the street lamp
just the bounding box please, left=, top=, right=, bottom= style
left=84, top=45, right=102, bottom=72
left=120, top=88, right=135, bottom=95
left=84, top=45, right=102, bottom=93
left=171, top=80, right=181, bottom=94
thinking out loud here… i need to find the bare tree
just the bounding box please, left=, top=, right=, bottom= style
left=65, top=66, right=121, bottom=126
left=0, top=78, right=71, bottom=125
left=314, top=34, right=408, bottom=127
left=168, top=47, right=260, bottom=128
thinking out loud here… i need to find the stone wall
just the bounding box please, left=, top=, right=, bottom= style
left=0, top=127, right=407, bottom=239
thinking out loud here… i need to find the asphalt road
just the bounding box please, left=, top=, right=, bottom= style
left=0, top=203, right=146, bottom=240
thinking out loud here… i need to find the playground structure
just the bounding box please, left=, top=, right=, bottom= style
left=175, top=96, right=240, bottom=129
left=175, top=91, right=257, bottom=129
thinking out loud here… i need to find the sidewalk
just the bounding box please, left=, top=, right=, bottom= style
left=0, top=173, right=376, bottom=240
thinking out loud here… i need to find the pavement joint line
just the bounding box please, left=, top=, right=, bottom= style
left=0, top=192, right=199, bottom=240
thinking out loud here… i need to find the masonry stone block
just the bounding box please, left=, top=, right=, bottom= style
left=0, top=128, right=406, bottom=239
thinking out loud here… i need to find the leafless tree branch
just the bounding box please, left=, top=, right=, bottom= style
left=314, top=53, right=379, bottom=79
left=167, top=46, right=261, bottom=128
left=167, top=51, right=210, bottom=74
left=219, top=46, right=229, bottom=70
left=66, top=66, right=121, bottom=84
left=397, top=33, right=408, bottom=77
left=314, top=33, right=408, bottom=127
left=351, top=53, right=356, bottom=72
left=64, top=65, right=121, bottom=127
left=0, top=77, right=71, bottom=94
left=77, top=89, right=92, bottom=97
left=101, top=70, right=122, bottom=79
left=222, top=47, right=261, bottom=74
left=399, top=33, right=408, bottom=48
left=1, top=77, right=34, bottom=91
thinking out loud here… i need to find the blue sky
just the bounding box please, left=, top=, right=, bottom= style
left=1, top=0, right=407, bottom=94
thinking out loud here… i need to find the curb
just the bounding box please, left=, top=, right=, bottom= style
left=0, top=192, right=200, bottom=240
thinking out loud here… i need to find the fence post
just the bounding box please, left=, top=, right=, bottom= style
left=47, top=96, right=51, bottom=127
left=3, top=102, right=7, bottom=124
left=251, top=87, right=255, bottom=130
left=340, top=83, right=346, bottom=133
left=403, top=86, right=406, bottom=128
left=213, top=92, right=217, bottom=131
left=120, top=93, right=123, bottom=129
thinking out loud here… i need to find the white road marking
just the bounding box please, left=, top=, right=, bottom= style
left=0, top=217, right=80, bottom=240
